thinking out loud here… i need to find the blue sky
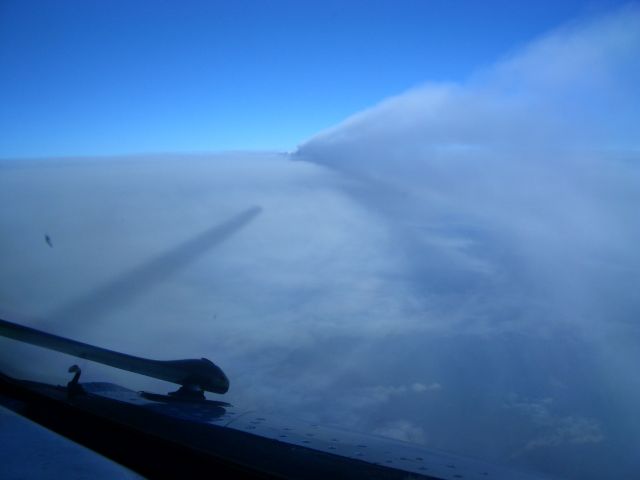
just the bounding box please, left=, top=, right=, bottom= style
left=0, top=0, right=632, bottom=158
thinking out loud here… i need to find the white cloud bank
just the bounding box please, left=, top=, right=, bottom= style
left=294, top=6, right=640, bottom=479
left=294, top=3, right=640, bottom=389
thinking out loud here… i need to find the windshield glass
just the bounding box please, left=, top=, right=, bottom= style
left=1, top=2, right=639, bottom=479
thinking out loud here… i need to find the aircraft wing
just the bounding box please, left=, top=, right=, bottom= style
left=0, top=372, right=549, bottom=480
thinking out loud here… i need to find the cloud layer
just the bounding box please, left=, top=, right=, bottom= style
left=1, top=6, right=639, bottom=480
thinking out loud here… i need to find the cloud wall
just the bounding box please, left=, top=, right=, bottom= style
left=295, top=6, right=640, bottom=340
left=295, top=6, right=640, bottom=478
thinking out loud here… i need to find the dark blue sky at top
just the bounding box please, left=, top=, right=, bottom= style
left=0, top=0, right=631, bottom=158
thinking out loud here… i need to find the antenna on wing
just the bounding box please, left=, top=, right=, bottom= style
left=0, top=317, right=229, bottom=397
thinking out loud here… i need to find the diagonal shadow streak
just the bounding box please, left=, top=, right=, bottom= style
left=42, top=206, right=262, bottom=328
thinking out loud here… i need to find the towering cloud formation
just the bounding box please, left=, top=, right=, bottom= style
left=299, top=7, right=640, bottom=160
left=295, top=7, right=640, bottom=478
left=295, top=7, right=640, bottom=335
